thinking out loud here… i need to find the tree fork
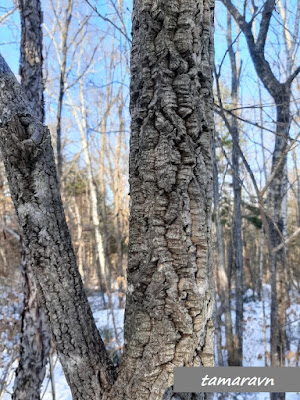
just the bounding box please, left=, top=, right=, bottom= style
left=0, top=0, right=215, bottom=396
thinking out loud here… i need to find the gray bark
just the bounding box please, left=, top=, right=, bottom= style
left=0, top=0, right=215, bottom=396
left=0, top=55, right=116, bottom=400
left=18, top=0, right=44, bottom=123
left=212, top=131, right=231, bottom=367
left=13, top=2, right=51, bottom=398
left=221, top=0, right=300, bottom=389
left=102, top=0, right=215, bottom=398
left=13, top=240, right=50, bottom=400
left=226, top=12, right=243, bottom=366
left=55, top=0, right=73, bottom=180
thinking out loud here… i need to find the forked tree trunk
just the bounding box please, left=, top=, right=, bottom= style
left=0, top=0, right=215, bottom=397
left=13, top=1, right=51, bottom=398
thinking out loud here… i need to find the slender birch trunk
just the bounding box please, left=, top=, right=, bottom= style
left=78, top=81, right=107, bottom=286
left=67, top=73, right=108, bottom=287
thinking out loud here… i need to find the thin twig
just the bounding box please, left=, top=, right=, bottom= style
left=84, top=0, right=131, bottom=43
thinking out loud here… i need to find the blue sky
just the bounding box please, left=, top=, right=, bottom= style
left=0, top=0, right=299, bottom=194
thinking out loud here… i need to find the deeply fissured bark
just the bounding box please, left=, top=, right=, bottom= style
left=12, top=2, right=51, bottom=399
left=0, top=0, right=215, bottom=397
left=0, top=55, right=116, bottom=400
left=103, top=0, right=215, bottom=398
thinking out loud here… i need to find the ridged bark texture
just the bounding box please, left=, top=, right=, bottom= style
left=0, top=55, right=116, bottom=400
left=18, top=0, right=44, bottom=123
left=13, top=2, right=51, bottom=399
left=103, top=0, right=215, bottom=398
left=12, top=241, right=50, bottom=400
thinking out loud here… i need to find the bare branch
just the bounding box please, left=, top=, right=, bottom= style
left=272, top=227, right=300, bottom=254
left=0, top=7, right=16, bottom=26
left=84, top=0, right=131, bottom=43
left=286, top=65, right=300, bottom=86
left=260, top=132, right=300, bottom=197
left=256, top=0, right=275, bottom=51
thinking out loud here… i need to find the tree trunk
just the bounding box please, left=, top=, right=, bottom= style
left=226, top=11, right=243, bottom=366
left=13, top=240, right=50, bottom=400
left=114, top=93, right=126, bottom=308
left=0, top=55, right=116, bottom=400
left=72, top=197, right=84, bottom=281
left=13, top=1, right=51, bottom=398
left=102, top=0, right=215, bottom=398
left=212, top=130, right=231, bottom=367
left=220, top=2, right=300, bottom=395
left=225, top=233, right=235, bottom=366
left=78, top=80, right=107, bottom=287
left=268, top=92, right=290, bottom=391
left=55, top=0, right=73, bottom=180
left=0, top=0, right=215, bottom=396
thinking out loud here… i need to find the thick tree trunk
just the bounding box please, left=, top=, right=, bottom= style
left=18, top=0, right=44, bottom=123
left=0, top=0, right=215, bottom=396
left=0, top=55, right=116, bottom=400
left=13, top=2, right=51, bottom=398
left=103, top=0, right=215, bottom=398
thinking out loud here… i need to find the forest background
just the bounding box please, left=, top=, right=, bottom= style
left=0, top=0, right=299, bottom=399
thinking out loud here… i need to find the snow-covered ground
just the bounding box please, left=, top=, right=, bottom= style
left=215, top=286, right=300, bottom=399
left=0, top=283, right=299, bottom=399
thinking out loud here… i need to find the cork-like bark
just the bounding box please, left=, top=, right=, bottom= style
left=0, top=0, right=215, bottom=397
left=0, top=55, right=116, bottom=400
left=103, top=0, right=215, bottom=398
left=18, top=0, right=44, bottom=123
left=13, top=2, right=51, bottom=399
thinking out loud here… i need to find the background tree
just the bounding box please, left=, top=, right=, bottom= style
left=220, top=1, right=300, bottom=382
left=12, top=1, right=51, bottom=399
